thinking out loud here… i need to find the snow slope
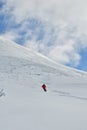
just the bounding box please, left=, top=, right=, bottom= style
left=0, top=36, right=87, bottom=130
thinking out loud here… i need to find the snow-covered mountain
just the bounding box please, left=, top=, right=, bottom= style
left=0, top=36, right=87, bottom=130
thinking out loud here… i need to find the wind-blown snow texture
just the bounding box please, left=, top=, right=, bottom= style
left=0, top=36, right=87, bottom=130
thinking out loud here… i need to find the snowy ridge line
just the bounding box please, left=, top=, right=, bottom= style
left=0, top=55, right=85, bottom=77
left=0, top=36, right=87, bottom=77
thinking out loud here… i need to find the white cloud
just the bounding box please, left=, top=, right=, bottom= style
left=5, top=0, right=87, bottom=27
left=24, top=39, right=45, bottom=52
left=2, top=0, right=87, bottom=66
left=0, top=31, right=18, bottom=41
left=48, top=40, right=81, bottom=66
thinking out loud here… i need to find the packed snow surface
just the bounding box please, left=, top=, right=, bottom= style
left=0, top=36, right=87, bottom=130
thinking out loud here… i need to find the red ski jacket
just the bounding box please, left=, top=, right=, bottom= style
left=42, top=84, right=47, bottom=92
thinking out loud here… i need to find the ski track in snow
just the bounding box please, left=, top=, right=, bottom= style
left=53, top=90, right=87, bottom=101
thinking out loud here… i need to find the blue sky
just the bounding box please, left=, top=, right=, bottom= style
left=0, top=0, right=87, bottom=71
left=76, top=48, right=87, bottom=71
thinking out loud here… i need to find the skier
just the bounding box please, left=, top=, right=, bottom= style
left=42, top=84, right=47, bottom=92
